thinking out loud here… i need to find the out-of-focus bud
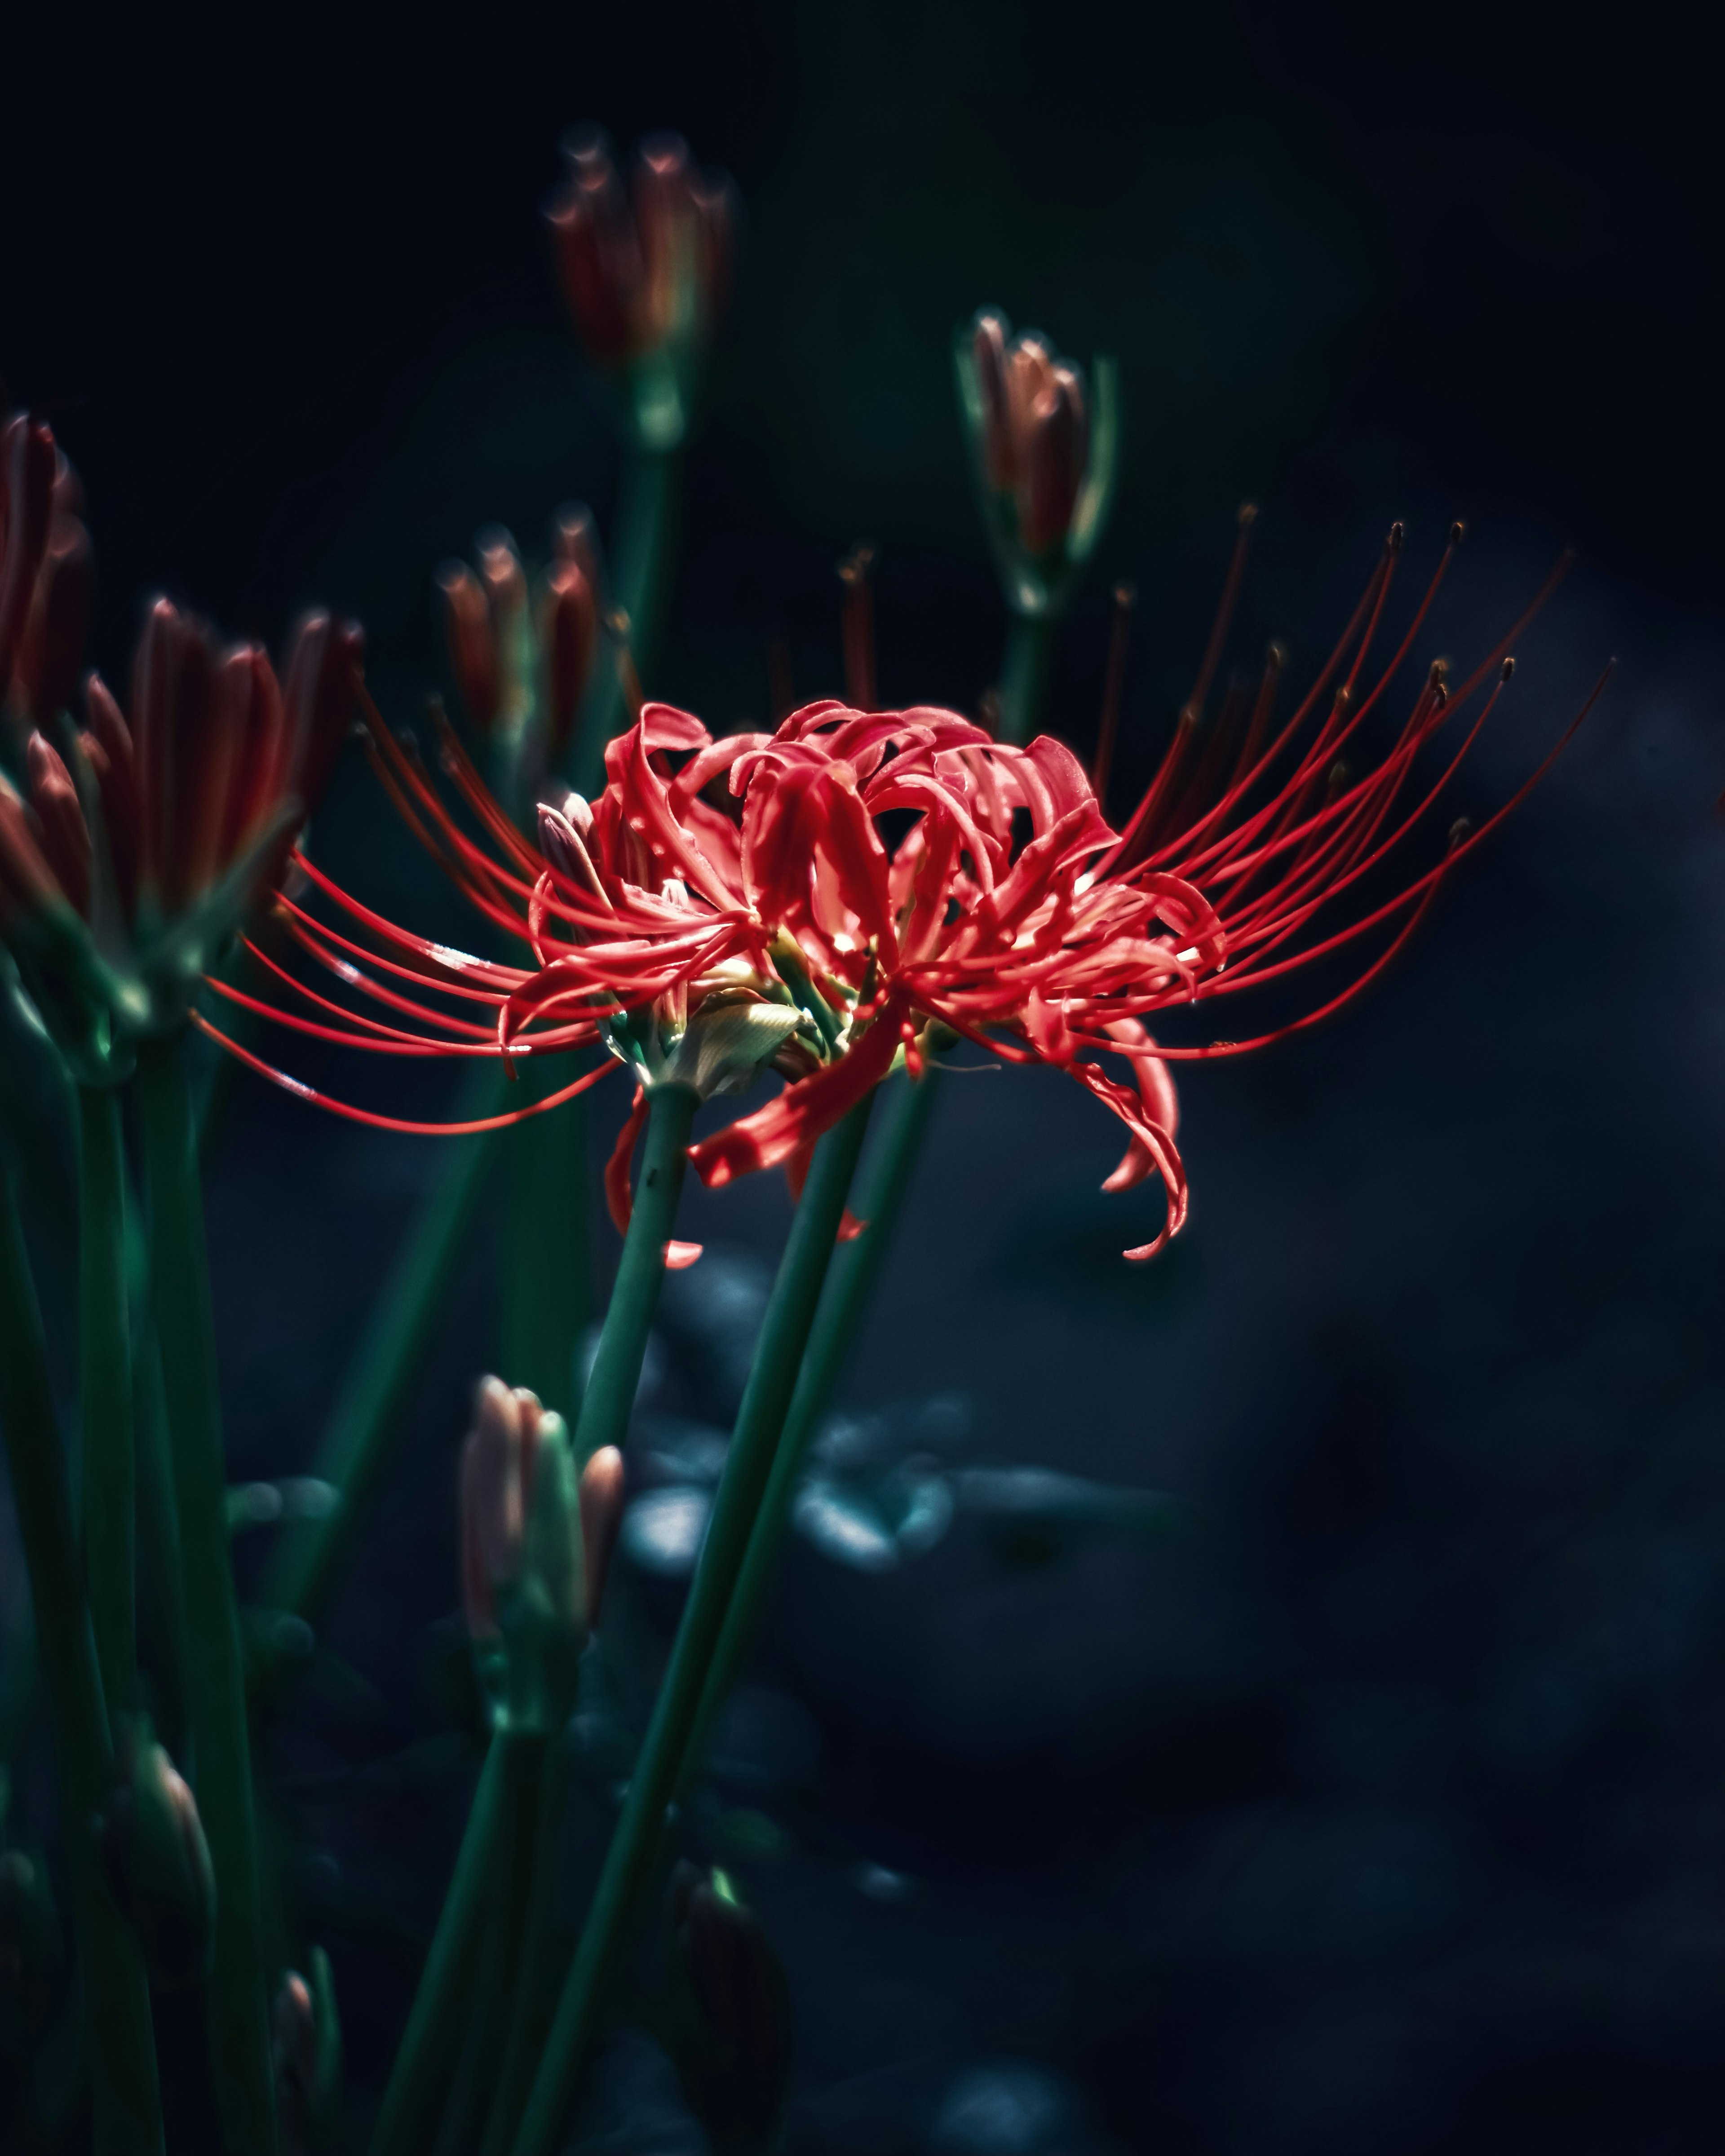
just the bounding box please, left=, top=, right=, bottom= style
left=667, top=1865, right=791, bottom=2156
left=13, top=512, right=93, bottom=723
left=0, top=413, right=56, bottom=697
left=579, top=1444, right=625, bottom=1628
left=460, top=1377, right=593, bottom=1724
left=279, top=610, right=364, bottom=829
left=954, top=308, right=1117, bottom=618
left=542, top=555, right=598, bottom=758
left=0, top=767, right=77, bottom=929
left=547, top=128, right=734, bottom=447
left=0, top=1847, right=64, bottom=2051
left=99, top=1719, right=217, bottom=1989
left=438, top=562, right=499, bottom=733
left=27, top=733, right=93, bottom=917
left=273, top=1946, right=342, bottom=2156
left=81, top=670, right=141, bottom=919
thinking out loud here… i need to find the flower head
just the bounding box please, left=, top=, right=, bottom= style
left=438, top=510, right=601, bottom=770
left=198, top=524, right=1595, bottom=1259
left=548, top=129, right=734, bottom=449
left=955, top=309, right=1118, bottom=618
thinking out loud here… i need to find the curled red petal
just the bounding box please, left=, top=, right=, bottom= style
left=605, top=1085, right=649, bottom=1236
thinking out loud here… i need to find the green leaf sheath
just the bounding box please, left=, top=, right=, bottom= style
left=679, top=1065, right=942, bottom=1796
left=502, top=1064, right=587, bottom=1423
left=78, top=1084, right=135, bottom=1710
left=1, top=1162, right=164, bottom=2156
left=568, top=447, right=682, bottom=800
left=997, top=611, right=1057, bottom=747
left=135, top=1034, right=278, bottom=2156
left=442, top=1725, right=551, bottom=2156
left=512, top=1088, right=877, bottom=2156
left=258, top=1070, right=501, bottom=1645
left=369, top=1729, right=540, bottom=2156
left=571, top=1082, right=698, bottom=1463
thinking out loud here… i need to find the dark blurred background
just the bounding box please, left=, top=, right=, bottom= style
left=4, top=3, right=1725, bottom=2152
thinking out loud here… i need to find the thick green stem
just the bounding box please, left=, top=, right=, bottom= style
left=1, top=1162, right=164, bottom=2156
left=478, top=1741, right=570, bottom=2156
left=442, top=1726, right=551, bottom=2156
left=513, top=1090, right=876, bottom=2156
left=997, top=611, right=1058, bottom=747
left=369, top=1729, right=523, bottom=2156
left=78, top=1083, right=135, bottom=1710
left=571, top=1082, right=697, bottom=1464
left=135, top=1033, right=277, bottom=2156
left=568, top=447, right=682, bottom=800
left=501, top=1073, right=587, bottom=1423
left=258, top=1069, right=500, bottom=1644
left=133, top=1310, right=190, bottom=1765
left=678, top=1067, right=942, bottom=1794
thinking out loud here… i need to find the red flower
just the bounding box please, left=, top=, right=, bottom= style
left=197, top=526, right=1600, bottom=1258
left=0, top=409, right=92, bottom=728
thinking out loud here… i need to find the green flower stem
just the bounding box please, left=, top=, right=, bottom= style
left=571, top=1081, right=698, bottom=1462
left=479, top=1740, right=570, bottom=2156
left=369, top=1727, right=539, bottom=2156
left=677, top=1065, right=942, bottom=1796
left=132, top=1302, right=191, bottom=1766
left=135, top=1032, right=277, bottom=2156
left=998, top=610, right=1058, bottom=747
left=513, top=1088, right=877, bottom=2156
left=568, top=446, right=682, bottom=800
left=78, top=1083, right=135, bottom=1710
left=1, top=1161, right=164, bottom=2156
left=501, top=1066, right=587, bottom=1423
left=257, top=1066, right=502, bottom=1647
left=442, top=1724, right=552, bottom=2156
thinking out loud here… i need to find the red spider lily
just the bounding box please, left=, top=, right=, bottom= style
left=194, top=524, right=1602, bottom=1260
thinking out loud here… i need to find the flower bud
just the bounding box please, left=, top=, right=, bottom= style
left=280, top=610, right=364, bottom=821
left=132, top=596, right=220, bottom=910
left=542, top=555, right=598, bottom=757
left=459, top=1375, right=541, bottom=1641
left=12, top=512, right=93, bottom=723
left=0, top=412, right=56, bottom=696
left=579, top=1443, right=625, bottom=1628
left=0, top=768, right=73, bottom=928
left=81, top=670, right=140, bottom=919
left=0, top=1847, right=63, bottom=2050
left=273, top=1947, right=341, bottom=2156
left=668, top=1866, right=791, bottom=2154
left=27, top=732, right=92, bottom=917
left=99, top=1721, right=217, bottom=1988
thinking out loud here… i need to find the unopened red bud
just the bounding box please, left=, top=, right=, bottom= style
left=273, top=1970, right=317, bottom=2114
left=0, top=772, right=70, bottom=925
left=543, top=557, right=598, bottom=756
left=0, top=415, right=56, bottom=694
left=552, top=502, right=601, bottom=582
left=437, top=563, right=500, bottom=733
left=218, top=643, right=289, bottom=868
left=459, top=1376, right=543, bottom=1639
left=478, top=531, right=526, bottom=629
left=690, top=171, right=736, bottom=329
left=26, top=733, right=92, bottom=917
left=82, top=671, right=140, bottom=918
left=14, top=515, right=92, bottom=723
left=281, top=610, right=363, bottom=819
left=578, top=1444, right=625, bottom=1628
left=548, top=133, right=638, bottom=364
left=970, top=311, right=1013, bottom=490
left=1015, top=363, right=1087, bottom=557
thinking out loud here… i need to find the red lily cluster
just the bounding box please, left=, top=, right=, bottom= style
left=197, top=524, right=1594, bottom=1260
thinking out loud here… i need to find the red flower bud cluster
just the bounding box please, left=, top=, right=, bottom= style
left=547, top=130, right=733, bottom=369
left=438, top=514, right=599, bottom=757
left=0, top=409, right=93, bottom=727
left=968, top=312, right=1091, bottom=558
left=0, top=602, right=361, bottom=936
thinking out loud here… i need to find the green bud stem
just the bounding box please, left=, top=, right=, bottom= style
left=442, top=1723, right=553, bottom=2156
left=369, top=1727, right=544, bottom=2156
left=257, top=1067, right=501, bottom=1650
left=572, top=1081, right=698, bottom=1463
left=78, top=1083, right=135, bottom=1710
left=135, top=1032, right=277, bottom=2156
left=478, top=1740, right=570, bottom=2156
left=1, top=1161, right=164, bottom=2156
left=677, top=1065, right=943, bottom=1799
left=512, top=1086, right=877, bottom=2156
left=997, top=610, right=1058, bottom=747
left=567, top=446, right=683, bottom=800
